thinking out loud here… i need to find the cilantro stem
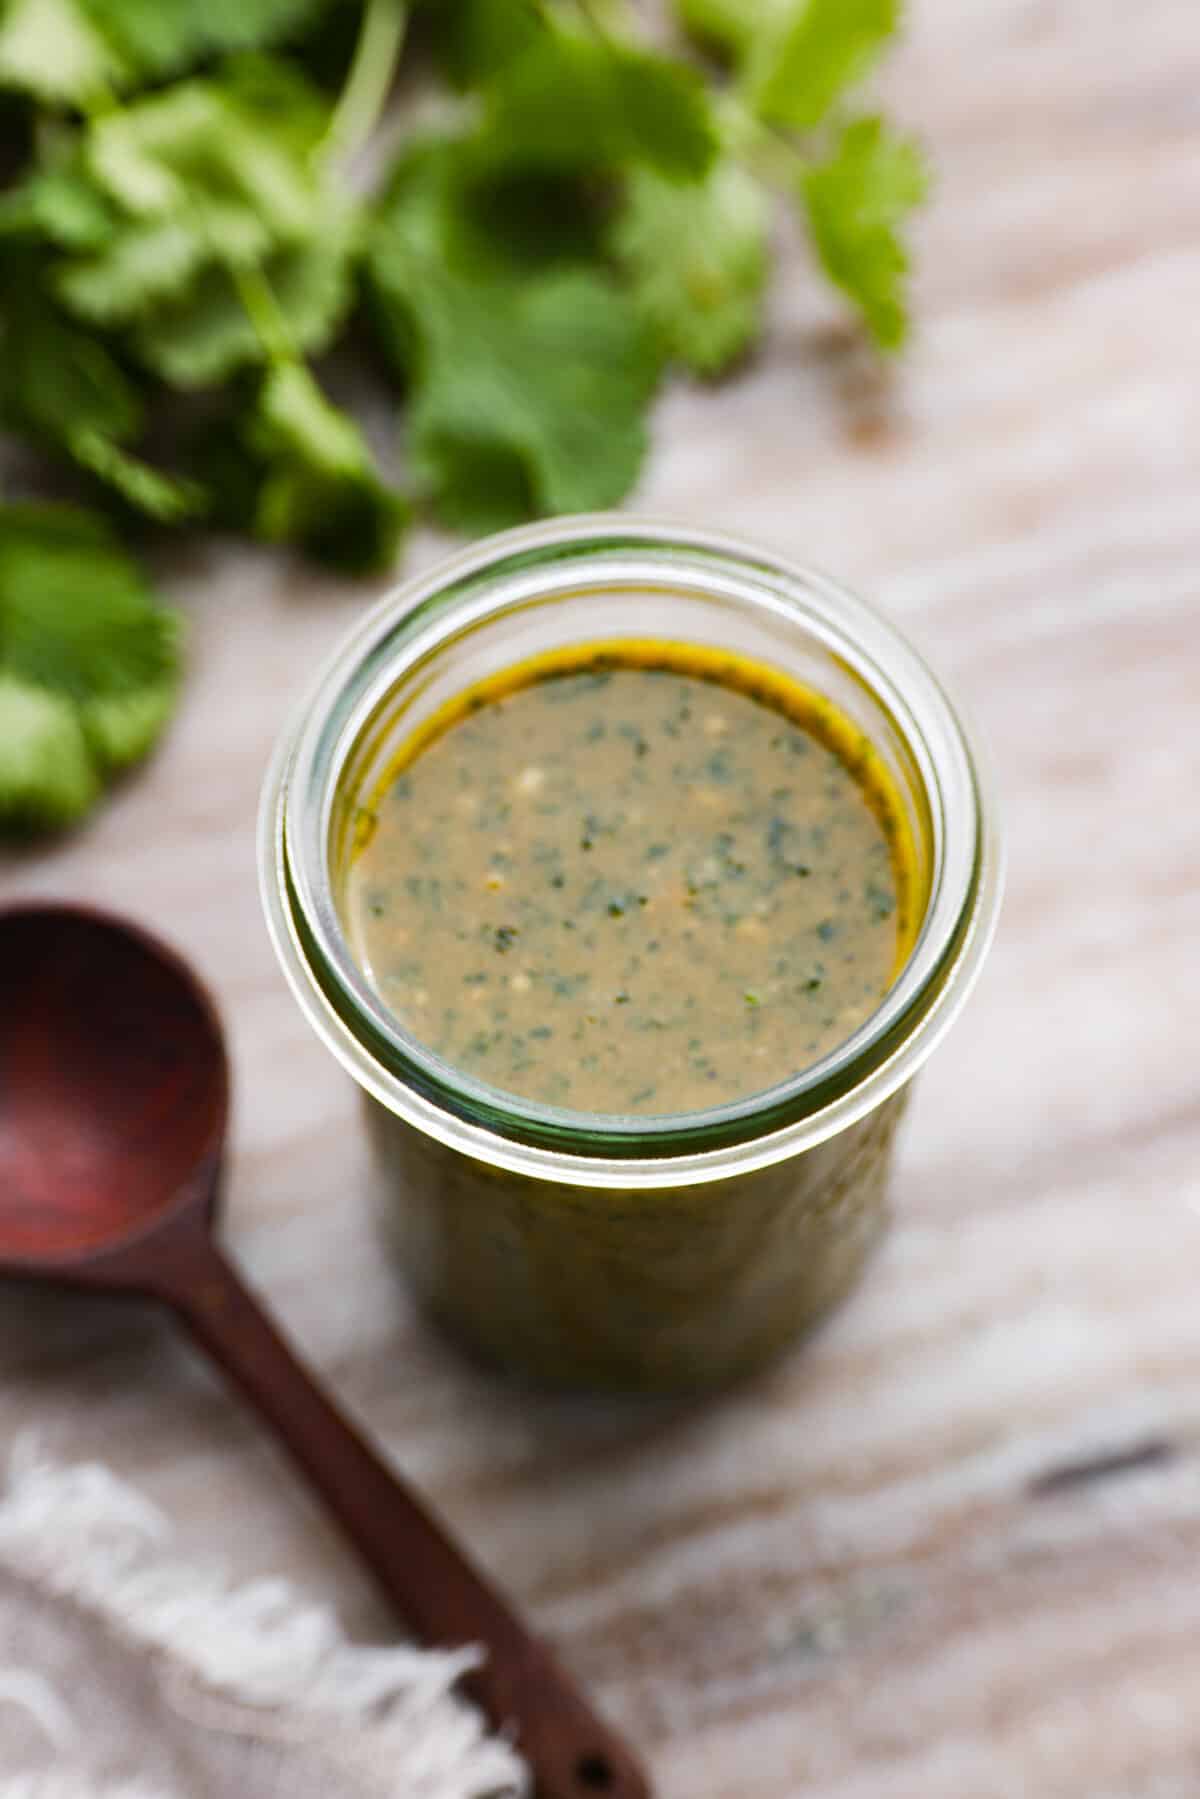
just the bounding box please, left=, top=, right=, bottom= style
left=718, top=91, right=818, bottom=189
left=320, top=0, right=409, bottom=172
left=232, top=263, right=295, bottom=366
left=571, top=0, right=637, bottom=37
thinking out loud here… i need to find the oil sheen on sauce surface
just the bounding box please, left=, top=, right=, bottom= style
left=342, top=643, right=918, bottom=1116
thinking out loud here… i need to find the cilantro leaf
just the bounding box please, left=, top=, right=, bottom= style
left=56, top=217, right=210, bottom=325
left=1, top=265, right=137, bottom=445
left=245, top=363, right=409, bottom=573
left=674, top=0, right=773, bottom=64
left=79, top=680, right=180, bottom=770
left=0, top=676, right=98, bottom=828
left=611, top=162, right=770, bottom=376
left=79, top=0, right=333, bottom=81
left=482, top=33, right=717, bottom=179
left=369, top=142, right=662, bottom=532
left=48, top=68, right=355, bottom=384
left=427, top=0, right=545, bottom=87
left=800, top=114, right=928, bottom=349
left=0, top=0, right=330, bottom=104
left=747, top=0, right=899, bottom=131
left=134, top=226, right=356, bottom=387
left=83, top=80, right=316, bottom=243
left=0, top=505, right=179, bottom=703
left=0, top=503, right=181, bottom=831
left=50, top=67, right=335, bottom=335
left=0, top=0, right=126, bottom=106
left=215, top=50, right=335, bottom=156
left=0, top=259, right=202, bottom=521
left=372, top=134, right=604, bottom=279
left=405, top=266, right=659, bottom=530
left=0, top=159, right=118, bottom=251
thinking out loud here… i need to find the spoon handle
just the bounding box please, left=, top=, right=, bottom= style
left=158, top=1229, right=649, bottom=1799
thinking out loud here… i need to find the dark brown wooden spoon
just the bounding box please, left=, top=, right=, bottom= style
left=0, top=902, right=648, bottom=1799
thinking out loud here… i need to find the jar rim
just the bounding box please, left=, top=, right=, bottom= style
left=259, top=516, right=1002, bottom=1187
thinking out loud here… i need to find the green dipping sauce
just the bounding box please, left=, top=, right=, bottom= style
left=343, top=641, right=918, bottom=1116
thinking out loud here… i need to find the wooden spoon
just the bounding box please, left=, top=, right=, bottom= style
left=0, top=902, right=647, bottom=1799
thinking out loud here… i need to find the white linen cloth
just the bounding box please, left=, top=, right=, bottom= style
left=0, top=1448, right=524, bottom=1799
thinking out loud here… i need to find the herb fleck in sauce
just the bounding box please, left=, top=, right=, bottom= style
left=343, top=643, right=917, bottom=1115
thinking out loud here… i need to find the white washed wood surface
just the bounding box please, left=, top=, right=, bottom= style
left=3, top=2, right=1200, bottom=1793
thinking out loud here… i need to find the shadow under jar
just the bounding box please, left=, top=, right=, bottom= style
left=261, top=519, right=1001, bottom=1392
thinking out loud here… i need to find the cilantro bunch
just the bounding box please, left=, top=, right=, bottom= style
left=0, top=0, right=925, bottom=829
left=0, top=502, right=180, bottom=827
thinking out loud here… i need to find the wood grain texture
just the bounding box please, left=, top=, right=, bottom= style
left=2, top=2, right=1199, bottom=1793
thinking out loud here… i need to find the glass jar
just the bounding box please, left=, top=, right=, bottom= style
left=260, top=518, right=1001, bottom=1391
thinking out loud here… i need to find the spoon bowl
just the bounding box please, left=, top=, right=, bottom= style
left=0, top=906, right=227, bottom=1263
left=0, top=902, right=648, bottom=1799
